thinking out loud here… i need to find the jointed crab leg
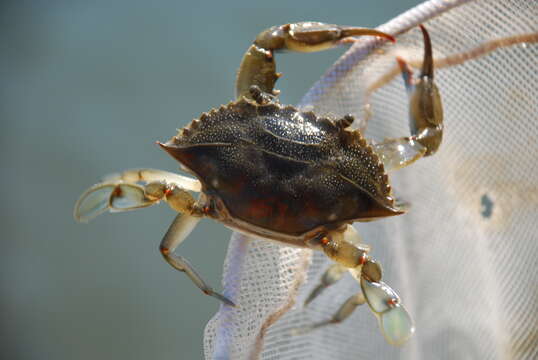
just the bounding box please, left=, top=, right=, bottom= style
left=312, top=226, right=377, bottom=276
left=294, top=292, right=366, bottom=335
left=102, top=168, right=201, bottom=192
left=305, top=225, right=414, bottom=345
left=74, top=183, right=156, bottom=223
left=301, top=272, right=413, bottom=345
left=74, top=168, right=202, bottom=222
left=75, top=168, right=234, bottom=306
left=304, top=228, right=372, bottom=304
left=160, top=214, right=235, bottom=306
left=304, top=263, right=347, bottom=306
left=236, top=22, right=395, bottom=99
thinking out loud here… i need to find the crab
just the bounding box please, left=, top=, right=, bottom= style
left=74, top=23, right=443, bottom=346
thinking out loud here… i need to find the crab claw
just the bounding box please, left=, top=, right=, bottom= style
left=399, top=25, right=443, bottom=156
left=74, top=183, right=154, bottom=223
left=255, top=22, right=395, bottom=53
left=418, top=25, right=433, bottom=79
left=236, top=22, right=395, bottom=98
left=360, top=277, right=415, bottom=346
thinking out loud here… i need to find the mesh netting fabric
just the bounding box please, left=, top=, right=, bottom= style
left=204, top=0, right=538, bottom=359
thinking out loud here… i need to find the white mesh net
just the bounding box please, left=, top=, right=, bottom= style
left=204, top=0, right=538, bottom=358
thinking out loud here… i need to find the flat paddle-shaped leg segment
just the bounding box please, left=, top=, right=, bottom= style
left=74, top=168, right=202, bottom=222
left=360, top=277, right=414, bottom=346
left=74, top=183, right=155, bottom=223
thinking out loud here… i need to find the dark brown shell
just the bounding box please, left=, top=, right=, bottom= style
left=160, top=98, right=402, bottom=236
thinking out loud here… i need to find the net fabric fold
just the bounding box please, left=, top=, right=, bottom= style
left=204, top=0, right=538, bottom=358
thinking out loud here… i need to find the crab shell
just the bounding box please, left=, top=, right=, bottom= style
left=160, top=97, right=403, bottom=246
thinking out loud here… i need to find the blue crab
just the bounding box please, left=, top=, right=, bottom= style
left=75, top=23, right=442, bottom=346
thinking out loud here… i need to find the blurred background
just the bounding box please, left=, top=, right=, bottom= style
left=0, top=1, right=422, bottom=359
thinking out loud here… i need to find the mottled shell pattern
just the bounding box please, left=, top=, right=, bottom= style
left=161, top=97, right=402, bottom=236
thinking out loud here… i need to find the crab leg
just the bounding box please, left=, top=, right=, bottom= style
left=102, top=168, right=201, bottom=192
left=357, top=276, right=415, bottom=346
left=75, top=168, right=233, bottom=306
left=74, top=168, right=201, bottom=222
left=160, top=213, right=235, bottom=307
left=307, top=225, right=414, bottom=345
left=293, top=293, right=366, bottom=335
left=373, top=25, right=443, bottom=171
left=299, top=274, right=413, bottom=345
left=304, top=263, right=347, bottom=306
left=236, top=22, right=395, bottom=99
left=310, top=226, right=377, bottom=275
left=303, top=228, right=372, bottom=305
left=74, top=183, right=155, bottom=223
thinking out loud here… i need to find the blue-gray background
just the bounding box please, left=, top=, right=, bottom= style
left=1, top=1, right=421, bottom=359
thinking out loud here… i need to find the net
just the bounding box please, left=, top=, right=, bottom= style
left=204, top=0, right=538, bottom=358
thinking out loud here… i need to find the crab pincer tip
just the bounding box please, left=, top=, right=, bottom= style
left=374, top=31, right=395, bottom=43
left=418, top=24, right=431, bottom=46
left=418, top=24, right=433, bottom=79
